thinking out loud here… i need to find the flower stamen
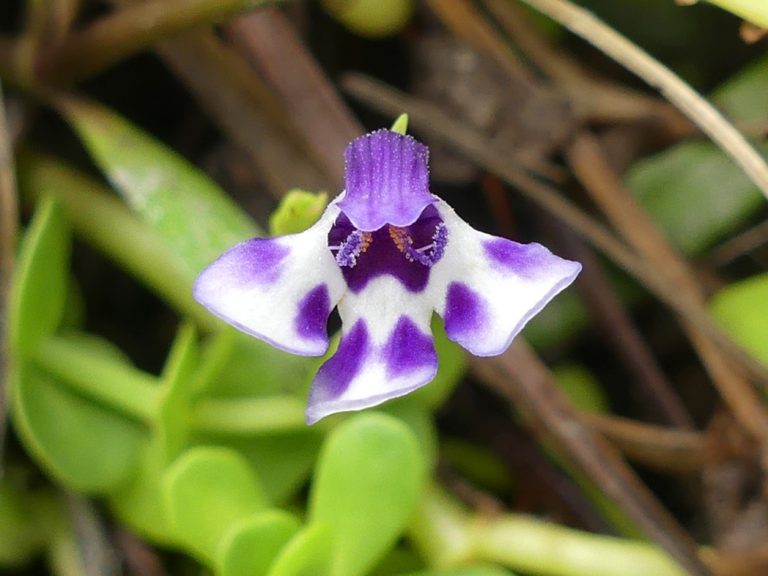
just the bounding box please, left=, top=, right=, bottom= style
left=333, top=229, right=372, bottom=268
left=388, top=222, right=448, bottom=267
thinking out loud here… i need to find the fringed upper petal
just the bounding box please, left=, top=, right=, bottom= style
left=306, top=276, right=438, bottom=424
left=193, top=203, right=346, bottom=356
left=338, top=130, right=435, bottom=231
left=426, top=199, right=581, bottom=356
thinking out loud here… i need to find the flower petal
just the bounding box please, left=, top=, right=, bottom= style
left=338, top=130, right=435, bottom=231
left=428, top=200, right=581, bottom=356
left=306, top=276, right=438, bottom=423
left=193, top=204, right=346, bottom=356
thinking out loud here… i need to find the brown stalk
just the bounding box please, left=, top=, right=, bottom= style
left=472, top=340, right=710, bottom=576
left=551, top=224, right=693, bottom=428
left=566, top=133, right=768, bottom=446
left=225, top=7, right=364, bottom=188
left=516, top=0, right=768, bottom=203
left=425, top=0, right=535, bottom=85
left=480, top=0, right=673, bottom=124
left=582, top=413, right=707, bottom=474
left=341, top=74, right=768, bottom=388
left=38, top=0, right=276, bottom=84
left=155, top=31, right=331, bottom=196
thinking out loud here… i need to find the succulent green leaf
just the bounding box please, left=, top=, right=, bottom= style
left=217, top=510, right=301, bottom=576
left=9, top=196, right=69, bottom=358
left=713, top=54, right=768, bottom=125
left=12, top=365, right=144, bottom=494
left=309, top=413, right=425, bottom=576
left=269, top=189, right=328, bottom=236
left=267, top=523, right=334, bottom=576
left=220, top=431, right=324, bottom=505
left=709, top=273, right=768, bottom=365
left=56, top=97, right=259, bottom=276
left=162, top=446, right=268, bottom=561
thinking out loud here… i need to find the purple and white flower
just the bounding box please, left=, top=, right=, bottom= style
left=194, top=129, right=581, bottom=423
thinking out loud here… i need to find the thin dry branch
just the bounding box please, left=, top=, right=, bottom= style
left=38, top=0, right=276, bottom=84
left=0, top=82, right=17, bottom=474
left=225, top=8, right=364, bottom=188
left=516, top=0, right=768, bottom=202
left=567, top=133, right=768, bottom=447
left=472, top=340, right=710, bottom=576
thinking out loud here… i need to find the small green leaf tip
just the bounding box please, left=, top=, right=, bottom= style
left=391, top=114, right=409, bottom=135
left=269, top=190, right=328, bottom=236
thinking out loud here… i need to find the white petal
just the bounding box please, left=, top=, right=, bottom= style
left=306, top=276, right=438, bottom=424
left=427, top=200, right=581, bottom=356
left=193, top=203, right=346, bottom=356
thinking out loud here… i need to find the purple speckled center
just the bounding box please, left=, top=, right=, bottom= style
left=383, top=316, right=436, bottom=378
left=444, top=282, right=486, bottom=339
left=483, top=238, right=545, bottom=278
left=328, top=205, right=446, bottom=293
left=312, top=320, right=369, bottom=400
left=295, top=284, right=330, bottom=342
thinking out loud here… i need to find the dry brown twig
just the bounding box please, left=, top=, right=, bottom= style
left=515, top=0, right=768, bottom=202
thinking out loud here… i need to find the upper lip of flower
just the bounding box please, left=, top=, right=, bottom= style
left=193, top=128, right=582, bottom=424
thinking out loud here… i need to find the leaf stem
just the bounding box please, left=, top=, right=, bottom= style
left=411, top=486, right=687, bottom=576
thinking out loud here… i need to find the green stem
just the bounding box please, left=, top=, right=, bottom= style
left=191, top=396, right=308, bottom=435
left=34, top=335, right=159, bottom=422
left=410, top=486, right=687, bottom=576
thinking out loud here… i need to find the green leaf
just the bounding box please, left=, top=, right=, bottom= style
left=12, top=364, right=144, bottom=494
left=9, top=195, right=69, bottom=358
left=628, top=140, right=766, bottom=255
left=267, top=523, right=334, bottom=576
left=217, top=510, right=301, bottom=576
left=17, top=151, right=202, bottom=323
left=309, top=413, right=425, bottom=576
left=269, top=190, right=328, bottom=236
left=709, top=273, right=768, bottom=364
left=155, top=323, right=199, bottom=461
left=56, top=97, right=259, bottom=275
left=217, top=431, right=324, bottom=505
left=627, top=55, right=768, bottom=257
left=713, top=54, right=768, bottom=124
left=162, top=446, right=268, bottom=562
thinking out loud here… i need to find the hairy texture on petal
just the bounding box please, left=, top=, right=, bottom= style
left=338, top=130, right=435, bottom=231
left=306, top=276, right=438, bottom=424
left=194, top=203, right=346, bottom=356
left=427, top=200, right=581, bottom=356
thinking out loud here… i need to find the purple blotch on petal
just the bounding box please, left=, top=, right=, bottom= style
left=444, top=282, right=487, bottom=340
left=483, top=238, right=549, bottom=278
left=295, top=284, right=331, bottom=342
left=338, top=130, right=435, bottom=231
left=383, top=317, right=437, bottom=378
left=310, top=320, right=369, bottom=402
